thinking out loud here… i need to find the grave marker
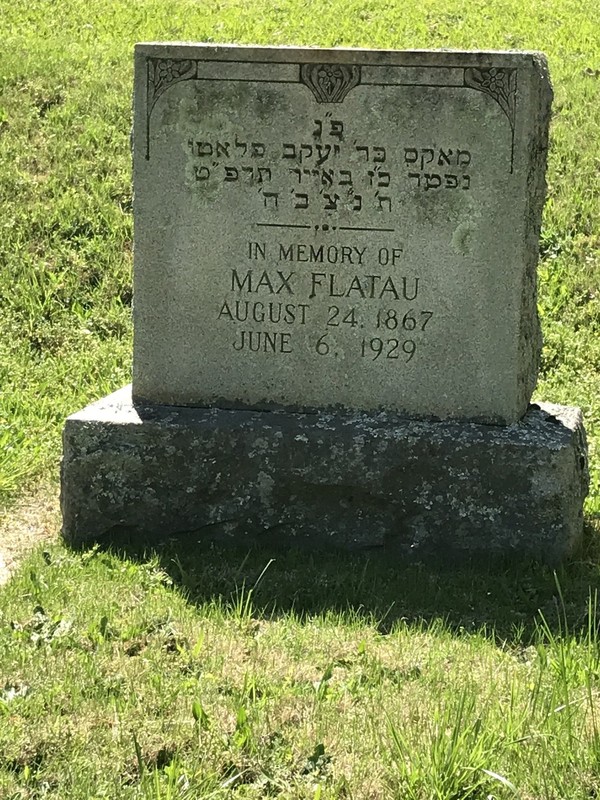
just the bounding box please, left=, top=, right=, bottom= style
left=132, top=45, right=551, bottom=423
left=61, top=45, right=589, bottom=562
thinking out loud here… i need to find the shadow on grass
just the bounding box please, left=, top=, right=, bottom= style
left=98, top=519, right=600, bottom=646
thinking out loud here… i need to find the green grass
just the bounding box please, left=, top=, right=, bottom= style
left=1, top=0, right=600, bottom=796
left=3, top=541, right=600, bottom=798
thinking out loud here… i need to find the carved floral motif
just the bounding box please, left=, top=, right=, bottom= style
left=464, top=67, right=517, bottom=131
left=147, top=58, right=196, bottom=115
left=299, top=64, right=361, bottom=103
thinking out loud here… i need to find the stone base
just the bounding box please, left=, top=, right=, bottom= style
left=60, top=386, right=589, bottom=563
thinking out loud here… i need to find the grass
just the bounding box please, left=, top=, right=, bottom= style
left=3, top=539, right=600, bottom=798
left=1, top=0, right=600, bottom=796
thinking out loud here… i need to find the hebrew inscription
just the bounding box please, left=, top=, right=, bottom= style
left=144, top=58, right=517, bottom=169
left=133, top=45, right=551, bottom=421
left=187, top=120, right=474, bottom=216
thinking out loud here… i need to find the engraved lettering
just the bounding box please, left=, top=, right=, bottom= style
left=232, top=330, right=293, bottom=353
left=403, top=277, right=419, bottom=301
left=279, top=244, right=366, bottom=265
left=321, top=169, right=334, bottom=188
left=308, top=273, right=414, bottom=300
left=310, top=272, right=326, bottom=299
left=218, top=300, right=309, bottom=325
left=230, top=269, right=295, bottom=294
left=346, top=276, right=366, bottom=298
left=378, top=247, right=403, bottom=266
left=420, top=148, right=434, bottom=170
left=324, top=193, right=340, bottom=210
left=315, top=144, right=332, bottom=165
left=231, top=269, right=252, bottom=293
left=257, top=167, right=271, bottom=183
left=196, top=141, right=213, bottom=157
left=216, top=141, right=230, bottom=158
left=248, top=242, right=266, bottom=260
left=330, top=120, right=343, bottom=140
left=234, top=135, right=247, bottom=156
left=380, top=277, right=399, bottom=300
left=424, top=174, right=442, bottom=191
left=262, top=191, right=279, bottom=208
left=194, top=166, right=210, bottom=181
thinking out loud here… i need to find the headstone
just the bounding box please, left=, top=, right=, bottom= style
left=132, top=44, right=551, bottom=424
left=60, top=44, right=589, bottom=562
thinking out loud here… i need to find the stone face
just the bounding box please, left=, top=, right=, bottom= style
left=132, top=44, right=552, bottom=423
left=61, top=387, right=588, bottom=563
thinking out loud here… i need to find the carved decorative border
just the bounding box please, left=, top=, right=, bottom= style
left=147, top=58, right=197, bottom=116
left=464, top=67, right=517, bottom=133
left=299, top=63, right=361, bottom=103
left=464, top=67, right=517, bottom=170
left=144, top=58, right=518, bottom=169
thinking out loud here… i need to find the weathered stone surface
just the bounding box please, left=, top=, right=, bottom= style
left=132, top=44, right=552, bottom=423
left=61, top=387, right=588, bottom=562
left=133, top=44, right=551, bottom=423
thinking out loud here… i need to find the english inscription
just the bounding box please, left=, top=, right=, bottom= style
left=214, top=240, right=428, bottom=361
left=133, top=44, right=550, bottom=421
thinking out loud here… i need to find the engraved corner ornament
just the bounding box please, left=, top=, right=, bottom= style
left=147, top=58, right=196, bottom=113
left=299, top=63, right=362, bottom=103
left=464, top=67, right=517, bottom=132
left=145, top=58, right=196, bottom=158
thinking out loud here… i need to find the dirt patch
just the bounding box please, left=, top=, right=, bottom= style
left=0, top=485, right=60, bottom=585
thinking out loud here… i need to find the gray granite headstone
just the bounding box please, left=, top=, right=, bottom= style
left=132, top=44, right=552, bottom=424
left=60, top=44, right=589, bottom=562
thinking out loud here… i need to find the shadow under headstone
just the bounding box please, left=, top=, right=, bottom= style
left=91, top=518, right=600, bottom=647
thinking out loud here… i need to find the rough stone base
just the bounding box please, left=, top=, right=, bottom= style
left=61, top=386, right=589, bottom=563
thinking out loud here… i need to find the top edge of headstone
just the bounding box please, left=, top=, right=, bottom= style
left=134, top=42, right=548, bottom=65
